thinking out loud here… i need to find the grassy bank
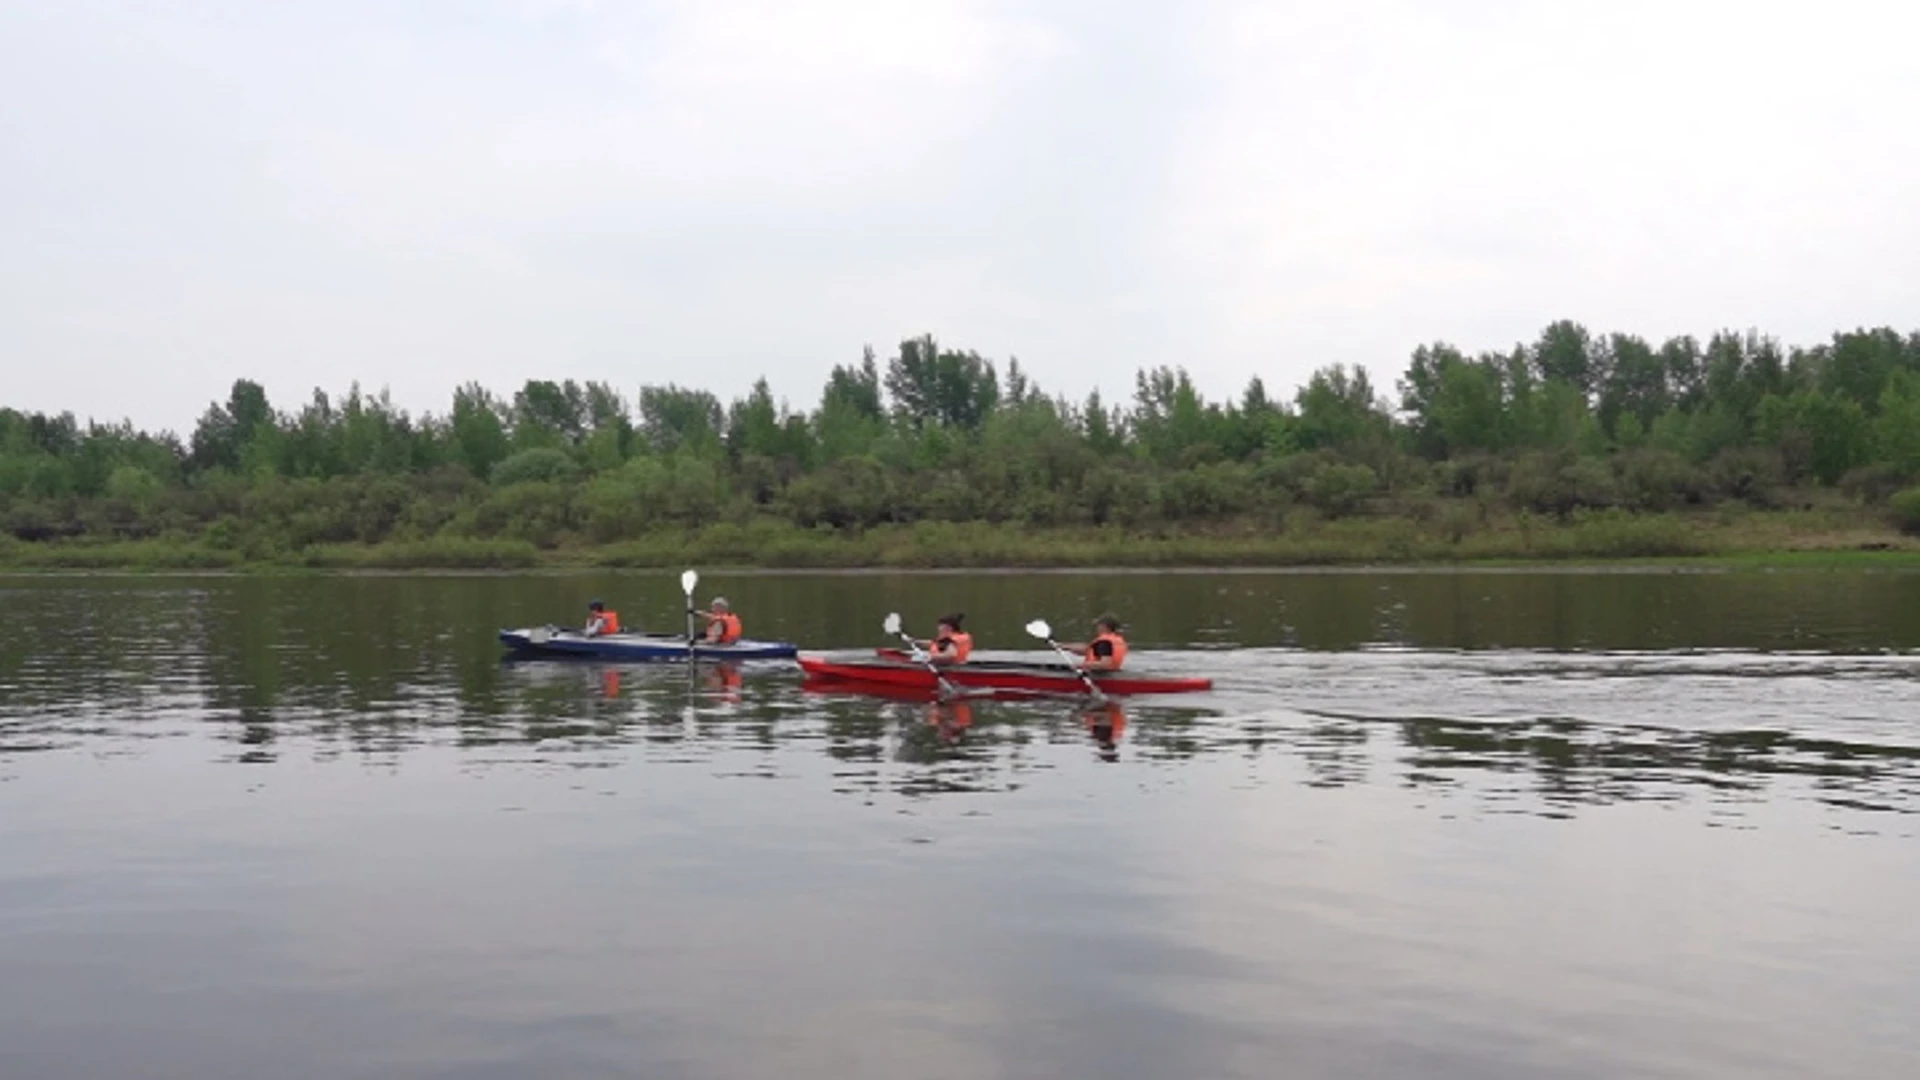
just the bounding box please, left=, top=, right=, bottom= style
left=2, top=506, right=1917, bottom=572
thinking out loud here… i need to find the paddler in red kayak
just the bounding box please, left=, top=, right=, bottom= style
left=920, top=613, right=973, bottom=665
left=1061, top=614, right=1128, bottom=672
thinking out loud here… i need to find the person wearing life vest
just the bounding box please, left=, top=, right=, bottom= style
left=583, top=599, right=621, bottom=637
left=694, top=597, right=743, bottom=645
left=922, top=612, right=973, bottom=665
left=1063, top=614, right=1127, bottom=672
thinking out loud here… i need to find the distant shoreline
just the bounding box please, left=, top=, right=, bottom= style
left=3, top=507, right=1916, bottom=574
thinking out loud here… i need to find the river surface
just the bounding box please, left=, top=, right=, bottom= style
left=2, top=569, right=1917, bottom=1080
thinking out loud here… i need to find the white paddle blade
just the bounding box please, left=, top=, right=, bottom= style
left=680, top=569, right=698, bottom=596
left=883, top=612, right=903, bottom=635
left=1024, top=619, right=1052, bottom=640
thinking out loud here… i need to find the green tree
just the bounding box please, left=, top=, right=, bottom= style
left=450, top=384, right=511, bottom=479
left=1596, top=333, right=1668, bottom=436
left=1874, top=370, right=1920, bottom=476
left=1079, top=389, right=1125, bottom=456
left=639, top=385, right=723, bottom=456
left=884, top=335, right=1000, bottom=430
left=1132, top=367, right=1222, bottom=465
left=1531, top=321, right=1597, bottom=398
left=1295, top=364, right=1387, bottom=453
left=513, top=380, right=587, bottom=449
left=1754, top=390, right=1868, bottom=485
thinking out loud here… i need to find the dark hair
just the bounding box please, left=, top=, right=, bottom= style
left=588, top=599, right=605, bottom=610
left=1094, top=613, right=1122, bottom=633
left=938, top=612, right=965, bottom=630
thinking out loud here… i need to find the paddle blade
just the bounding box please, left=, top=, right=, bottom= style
left=883, top=612, right=903, bottom=635
left=1024, top=619, right=1052, bottom=640
left=680, top=569, right=698, bottom=596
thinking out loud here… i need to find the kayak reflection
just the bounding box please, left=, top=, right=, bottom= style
left=800, top=675, right=1131, bottom=761
left=1082, top=700, right=1127, bottom=762
left=928, top=699, right=974, bottom=744
left=702, top=661, right=744, bottom=704
left=500, top=658, right=747, bottom=707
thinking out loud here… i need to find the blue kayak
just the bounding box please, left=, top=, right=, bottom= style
left=499, top=627, right=798, bottom=662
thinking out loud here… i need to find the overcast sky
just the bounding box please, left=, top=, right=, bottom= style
left=3, top=0, right=1917, bottom=434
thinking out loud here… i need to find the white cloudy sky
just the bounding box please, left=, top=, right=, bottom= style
left=3, top=0, right=1917, bottom=433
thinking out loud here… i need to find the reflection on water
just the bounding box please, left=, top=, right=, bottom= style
left=2, top=571, right=1919, bottom=1080
left=13, top=636, right=1912, bottom=821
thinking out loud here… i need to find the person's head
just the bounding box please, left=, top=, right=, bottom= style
left=938, top=612, right=965, bottom=633
left=587, top=599, right=605, bottom=612
left=710, top=597, right=729, bottom=611
left=1094, top=613, right=1122, bottom=635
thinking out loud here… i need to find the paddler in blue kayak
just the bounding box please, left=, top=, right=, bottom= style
left=920, top=613, right=973, bottom=665
left=1061, top=614, right=1128, bottom=672
left=693, top=597, right=744, bottom=645
left=583, top=599, right=621, bottom=638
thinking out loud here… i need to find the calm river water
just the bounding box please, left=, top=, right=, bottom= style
left=2, top=570, right=1917, bottom=1080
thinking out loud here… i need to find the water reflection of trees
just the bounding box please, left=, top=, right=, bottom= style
left=1387, top=715, right=1920, bottom=815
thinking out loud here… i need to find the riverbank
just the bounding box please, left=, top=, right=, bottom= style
left=3, top=506, right=1917, bottom=572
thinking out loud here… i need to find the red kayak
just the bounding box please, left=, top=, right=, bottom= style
left=798, top=651, right=1212, bottom=697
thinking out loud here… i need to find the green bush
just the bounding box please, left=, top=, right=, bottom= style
left=1303, top=463, right=1379, bottom=518
left=1841, top=464, right=1911, bottom=505
left=1506, top=452, right=1618, bottom=517
left=1438, top=454, right=1506, bottom=497
left=104, top=465, right=163, bottom=504
left=1889, top=488, right=1920, bottom=536
left=1159, top=461, right=1256, bottom=520
left=1612, top=449, right=1707, bottom=511
left=1707, top=447, right=1785, bottom=507
left=304, top=537, right=540, bottom=569
left=471, top=481, right=575, bottom=546
left=490, top=448, right=577, bottom=486
left=1561, top=509, right=1707, bottom=558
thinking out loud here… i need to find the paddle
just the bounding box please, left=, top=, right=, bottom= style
left=883, top=612, right=961, bottom=700
left=681, top=569, right=699, bottom=663
left=1024, top=618, right=1109, bottom=704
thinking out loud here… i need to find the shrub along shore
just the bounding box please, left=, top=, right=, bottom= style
left=2, top=504, right=1915, bottom=572
left=6, top=321, right=1920, bottom=572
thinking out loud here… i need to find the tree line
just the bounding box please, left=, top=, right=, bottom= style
left=5, top=322, right=1920, bottom=552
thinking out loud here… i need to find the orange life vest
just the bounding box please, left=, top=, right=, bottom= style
left=708, top=611, right=743, bottom=644
left=593, top=609, right=620, bottom=634
left=935, top=631, right=973, bottom=662
left=1085, top=631, right=1127, bottom=670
